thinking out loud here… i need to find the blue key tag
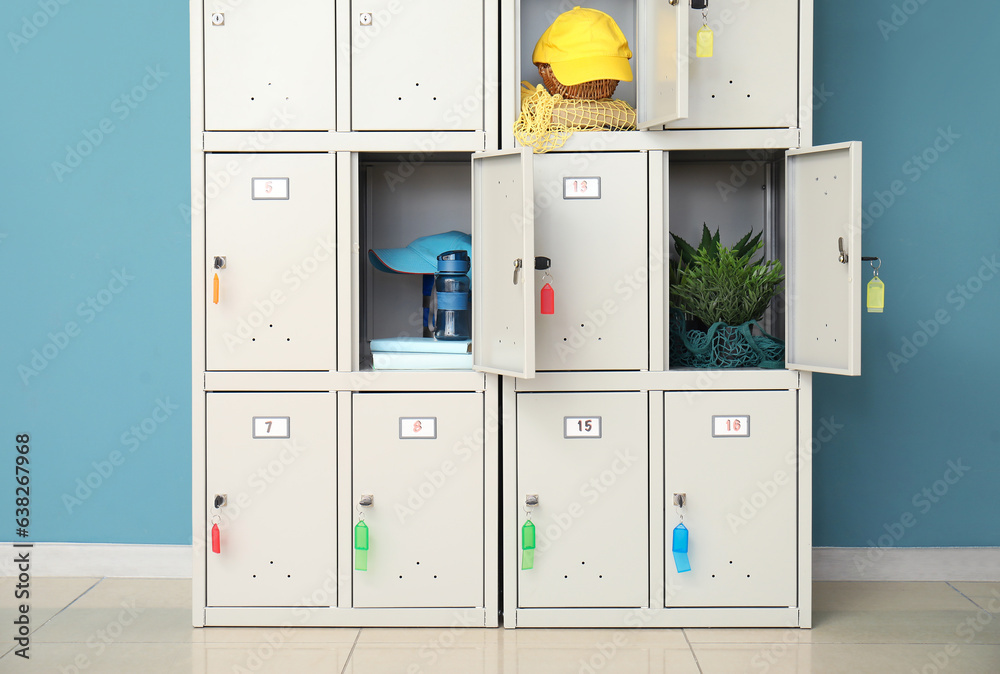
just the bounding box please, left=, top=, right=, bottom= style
left=672, top=523, right=691, bottom=573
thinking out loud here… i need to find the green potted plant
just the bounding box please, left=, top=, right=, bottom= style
left=669, top=224, right=786, bottom=368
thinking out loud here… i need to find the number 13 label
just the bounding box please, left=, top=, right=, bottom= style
left=565, top=417, right=602, bottom=438
left=713, top=416, right=750, bottom=438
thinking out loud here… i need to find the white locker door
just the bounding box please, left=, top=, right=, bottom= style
left=472, top=150, right=536, bottom=378
left=664, top=0, right=799, bottom=130
left=517, top=392, right=648, bottom=608
left=533, top=152, right=649, bottom=371
left=785, top=142, right=863, bottom=375
left=206, top=393, right=336, bottom=607
left=664, top=391, right=797, bottom=608
left=637, top=0, right=689, bottom=129
left=204, top=0, right=336, bottom=131
left=205, top=153, right=336, bottom=371
left=351, top=0, right=484, bottom=131
left=352, top=393, right=485, bottom=608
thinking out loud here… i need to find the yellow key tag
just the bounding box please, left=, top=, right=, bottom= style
left=697, top=24, right=714, bottom=58
left=867, top=276, right=885, bottom=313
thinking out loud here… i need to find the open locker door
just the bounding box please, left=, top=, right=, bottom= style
left=786, top=142, right=863, bottom=376
left=472, top=149, right=536, bottom=378
left=637, top=0, right=689, bottom=130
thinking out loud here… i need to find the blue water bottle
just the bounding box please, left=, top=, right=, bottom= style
left=434, top=250, right=471, bottom=341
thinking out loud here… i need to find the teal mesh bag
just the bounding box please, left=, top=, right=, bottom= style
left=669, top=310, right=784, bottom=369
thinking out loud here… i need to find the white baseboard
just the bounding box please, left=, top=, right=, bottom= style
left=0, top=543, right=191, bottom=578
left=814, top=547, right=1000, bottom=581
left=2, top=545, right=998, bottom=581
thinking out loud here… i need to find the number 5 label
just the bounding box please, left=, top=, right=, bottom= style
left=252, top=178, right=289, bottom=200
left=712, top=415, right=750, bottom=438
left=564, top=417, right=602, bottom=439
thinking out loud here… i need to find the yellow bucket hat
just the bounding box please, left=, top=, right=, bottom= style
left=532, top=6, right=633, bottom=86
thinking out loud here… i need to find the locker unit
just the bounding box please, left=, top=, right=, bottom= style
left=192, top=0, right=862, bottom=631
left=664, top=390, right=798, bottom=608
left=516, top=392, right=648, bottom=608
left=206, top=393, right=336, bottom=608
left=205, top=152, right=336, bottom=372
left=350, top=1, right=486, bottom=131
left=507, top=0, right=811, bottom=146
left=203, top=0, right=337, bottom=131
left=351, top=392, right=485, bottom=609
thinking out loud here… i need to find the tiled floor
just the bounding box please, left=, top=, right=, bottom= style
left=1, top=579, right=999, bottom=672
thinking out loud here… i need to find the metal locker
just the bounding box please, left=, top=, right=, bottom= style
left=517, top=392, right=648, bottom=608
left=665, top=0, right=799, bottom=130
left=204, top=0, right=336, bottom=131
left=352, top=393, right=485, bottom=608
left=206, top=393, right=336, bottom=607
left=664, top=390, right=797, bottom=608
left=533, top=152, right=649, bottom=372
left=205, top=153, right=336, bottom=371
left=351, top=0, right=484, bottom=131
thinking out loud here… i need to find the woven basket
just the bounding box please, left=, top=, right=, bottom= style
left=538, top=63, right=618, bottom=100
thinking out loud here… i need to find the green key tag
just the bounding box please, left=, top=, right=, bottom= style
left=521, top=519, right=536, bottom=570
left=867, top=276, right=885, bottom=313
left=696, top=24, right=714, bottom=58
left=354, top=520, right=369, bottom=571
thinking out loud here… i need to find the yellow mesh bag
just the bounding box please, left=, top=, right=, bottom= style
left=514, top=82, right=637, bottom=154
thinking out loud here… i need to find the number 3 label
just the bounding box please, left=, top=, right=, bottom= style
left=565, top=417, right=602, bottom=438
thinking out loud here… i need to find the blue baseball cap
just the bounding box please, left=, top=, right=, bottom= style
left=368, top=231, right=472, bottom=275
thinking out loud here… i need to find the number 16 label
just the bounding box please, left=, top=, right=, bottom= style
left=565, top=417, right=602, bottom=439
left=712, top=415, right=750, bottom=438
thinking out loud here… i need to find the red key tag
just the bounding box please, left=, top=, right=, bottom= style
left=540, top=273, right=554, bottom=315
left=211, top=522, right=221, bottom=554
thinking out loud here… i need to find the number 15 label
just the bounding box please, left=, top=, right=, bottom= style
left=565, top=417, right=602, bottom=439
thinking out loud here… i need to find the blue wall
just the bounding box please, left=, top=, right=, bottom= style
left=1, top=2, right=191, bottom=544
left=2, top=1, right=996, bottom=547
left=812, top=0, right=1000, bottom=546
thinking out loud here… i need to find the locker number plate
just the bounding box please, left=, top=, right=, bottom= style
left=564, top=417, right=602, bottom=439
left=563, top=177, right=601, bottom=199
left=713, top=416, right=750, bottom=438
left=399, top=417, right=437, bottom=439
left=252, top=178, right=289, bottom=200
left=252, top=417, right=290, bottom=439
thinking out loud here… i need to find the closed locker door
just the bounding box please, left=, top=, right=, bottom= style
left=664, top=0, right=798, bottom=130
left=517, top=392, right=648, bottom=608
left=206, top=393, right=336, bottom=607
left=351, top=0, right=483, bottom=130
left=205, top=153, right=336, bottom=371
left=664, top=390, right=797, bottom=608
left=533, top=153, right=649, bottom=371
left=204, top=0, right=336, bottom=131
left=352, top=393, right=484, bottom=608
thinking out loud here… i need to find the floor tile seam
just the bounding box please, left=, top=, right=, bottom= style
left=340, top=627, right=363, bottom=674
left=29, top=577, right=105, bottom=637
left=681, top=629, right=704, bottom=674
left=947, top=581, right=993, bottom=612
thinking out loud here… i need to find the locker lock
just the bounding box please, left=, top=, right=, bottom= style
left=213, top=256, right=226, bottom=270
left=525, top=494, right=539, bottom=508
left=214, top=494, right=227, bottom=509
left=838, top=237, right=849, bottom=264
left=359, top=12, right=373, bottom=26
left=358, top=494, right=374, bottom=507
left=673, top=493, right=686, bottom=508
left=211, top=12, right=224, bottom=26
